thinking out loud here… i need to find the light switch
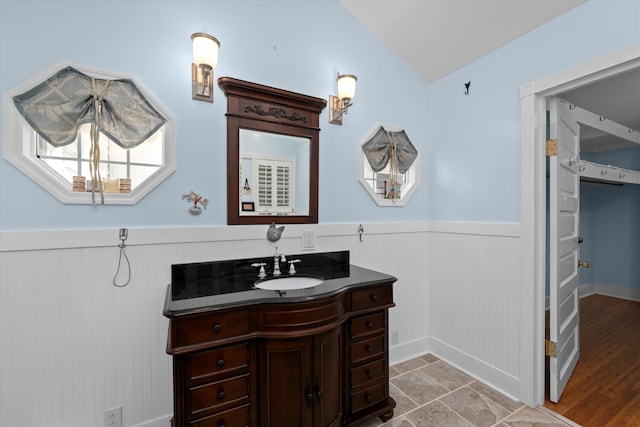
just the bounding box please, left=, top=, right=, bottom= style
left=302, top=230, right=316, bottom=250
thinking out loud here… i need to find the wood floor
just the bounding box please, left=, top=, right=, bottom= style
left=544, top=294, right=640, bottom=427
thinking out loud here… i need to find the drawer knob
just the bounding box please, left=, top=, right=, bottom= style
left=365, top=394, right=373, bottom=403
left=218, top=391, right=226, bottom=400
left=212, top=323, right=222, bottom=332
left=217, top=358, right=225, bottom=367
left=366, top=345, right=373, bottom=353
left=366, top=321, right=374, bottom=329
left=218, top=423, right=225, bottom=427
left=370, top=294, right=379, bottom=302
left=367, top=370, right=373, bottom=380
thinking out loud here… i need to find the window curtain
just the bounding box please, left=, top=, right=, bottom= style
left=13, top=66, right=166, bottom=203
left=362, top=126, right=418, bottom=198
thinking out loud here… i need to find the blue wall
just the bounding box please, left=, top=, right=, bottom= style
left=1, top=0, right=639, bottom=231
left=581, top=147, right=640, bottom=290
left=0, top=0, right=429, bottom=231
left=426, top=0, right=640, bottom=222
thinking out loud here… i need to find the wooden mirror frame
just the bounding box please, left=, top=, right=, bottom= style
left=219, top=77, right=327, bottom=225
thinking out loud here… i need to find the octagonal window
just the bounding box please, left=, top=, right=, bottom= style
left=3, top=63, right=175, bottom=204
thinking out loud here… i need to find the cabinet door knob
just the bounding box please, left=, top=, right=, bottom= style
left=212, top=323, right=222, bottom=332
left=217, top=391, right=226, bottom=400
left=217, top=358, right=225, bottom=367
left=305, top=384, right=313, bottom=407
left=366, top=321, right=374, bottom=329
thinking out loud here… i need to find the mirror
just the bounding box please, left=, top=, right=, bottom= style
left=240, top=130, right=310, bottom=216
left=219, top=77, right=326, bottom=225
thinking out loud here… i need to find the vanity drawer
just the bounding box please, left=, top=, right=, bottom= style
left=350, top=285, right=393, bottom=312
left=350, top=335, right=385, bottom=364
left=190, top=343, right=250, bottom=381
left=350, top=358, right=386, bottom=389
left=350, top=312, right=386, bottom=339
left=175, top=310, right=252, bottom=347
left=258, top=294, right=345, bottom=331
left=190, top=373, right=250, bottom=415
left=350, top=382, right=387, bottom=413
left=190, top=403, right=250, bottom=427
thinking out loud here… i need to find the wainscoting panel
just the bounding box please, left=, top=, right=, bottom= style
left=427, top=224, right=522, bottom=398
left=0, top=222, right=429, bottom=427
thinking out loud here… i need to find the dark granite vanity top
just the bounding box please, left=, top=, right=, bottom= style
left=163, top=250, right=397, bottom=317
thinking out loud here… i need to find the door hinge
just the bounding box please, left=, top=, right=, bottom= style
left=546, top=139, right=558, bottom=156
left=545, top=339, right=557, bottom=357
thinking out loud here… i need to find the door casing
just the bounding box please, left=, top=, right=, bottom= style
left=519, top=42, right=640, bottom=407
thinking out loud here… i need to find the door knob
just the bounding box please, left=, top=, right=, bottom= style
left=577, top=236, right=584, bottom=244
left=578, top=260, right=590, bottom=268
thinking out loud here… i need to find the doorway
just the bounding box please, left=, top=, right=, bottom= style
left=518, top=42, right=640, bottom=407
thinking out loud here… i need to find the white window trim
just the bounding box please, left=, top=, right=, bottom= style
left=2, top=61, right=175, bottom=205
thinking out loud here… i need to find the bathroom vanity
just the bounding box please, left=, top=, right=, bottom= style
left=164, top=251, right=396, bottom=427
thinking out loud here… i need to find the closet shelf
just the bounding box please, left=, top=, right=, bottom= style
left=579, top=160, right=640, bottom=185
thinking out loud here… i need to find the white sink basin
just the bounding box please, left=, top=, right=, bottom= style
left=255, top=276, right=323, bottom=291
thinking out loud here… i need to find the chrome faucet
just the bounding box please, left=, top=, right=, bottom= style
left=273, top=247, right=286, bottom=276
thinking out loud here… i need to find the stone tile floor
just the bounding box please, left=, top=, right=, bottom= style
left=359, top=354, right=580, bottom=427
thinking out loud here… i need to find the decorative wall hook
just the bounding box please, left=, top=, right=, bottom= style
left=181, top=191, right=209, bottom=215
left=267, top=222, right=285, bottom=242
left=464, top=81, right=471, bottom=95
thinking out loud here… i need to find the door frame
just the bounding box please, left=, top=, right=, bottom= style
left=519, top=42, right=640, bottom=407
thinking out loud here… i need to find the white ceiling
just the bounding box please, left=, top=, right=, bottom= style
left=340, top=0, right=586, bottom=84
left=340, top=0, right=640, bottom=152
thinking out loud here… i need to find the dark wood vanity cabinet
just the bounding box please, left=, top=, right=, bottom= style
left=166, top=283, right=395, bottom=427
left=260, top=326, right=343, bottom=427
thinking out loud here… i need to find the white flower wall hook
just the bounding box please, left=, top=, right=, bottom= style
left=181, top=191, right=209, bottom=215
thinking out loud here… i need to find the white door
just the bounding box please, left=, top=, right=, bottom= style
left=548, top=97, right=581, bottom=402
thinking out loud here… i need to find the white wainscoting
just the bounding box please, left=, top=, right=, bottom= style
left=427, top=222, right=522, bottom=400
left=0, top=221, right=522, bottom=426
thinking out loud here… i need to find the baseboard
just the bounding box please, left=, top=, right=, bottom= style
left=133, top=414, right=171, bottom=427
left=389, top=336, right=430, bottom=366
left=583, top=283, right=640, bottom=302
left=427, top=336, right=520, bottom=402
left=545, top=284, right=640, bottom=310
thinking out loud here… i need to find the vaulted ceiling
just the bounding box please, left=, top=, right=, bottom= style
left=340, top=0, right=640, bottom=152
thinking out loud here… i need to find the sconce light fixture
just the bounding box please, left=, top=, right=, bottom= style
left=191, top=32, right=220, bottom=102
left=329, top=73, right=357, bottom=125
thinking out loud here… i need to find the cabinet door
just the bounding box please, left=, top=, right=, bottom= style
left=313, top=326, right=343, bottom=427
left=260, top=338, right=313, bottom=427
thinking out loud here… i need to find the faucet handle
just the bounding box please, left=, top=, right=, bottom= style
left=251, top=262, right=267, bottom=278
left=288, top=259, right=301, bottom=274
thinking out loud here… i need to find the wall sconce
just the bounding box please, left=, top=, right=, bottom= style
left=329, top=73, right=357, bottom=125
left=191, top=32, right=220, bottom=102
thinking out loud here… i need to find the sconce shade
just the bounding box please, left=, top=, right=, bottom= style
left=337, top=74, right=357, bottom=100
left=191, top=33, right=220, bottom=67
left=329, top=73, right=357, bottom=125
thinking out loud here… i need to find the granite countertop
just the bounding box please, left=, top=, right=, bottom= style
left=163, top=251, right=397, bottom=318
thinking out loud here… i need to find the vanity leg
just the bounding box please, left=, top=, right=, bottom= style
left=380, top=410, right=394, bottom=422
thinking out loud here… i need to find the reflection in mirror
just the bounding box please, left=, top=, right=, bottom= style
left=239, top=130, right=310, bottom=216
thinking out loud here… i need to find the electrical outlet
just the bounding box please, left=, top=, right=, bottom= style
left=302, top=229, right=316, bottom=250
left=103, top=406, right=122, bottom=427
left=391, top=330, right=399, bottom=345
